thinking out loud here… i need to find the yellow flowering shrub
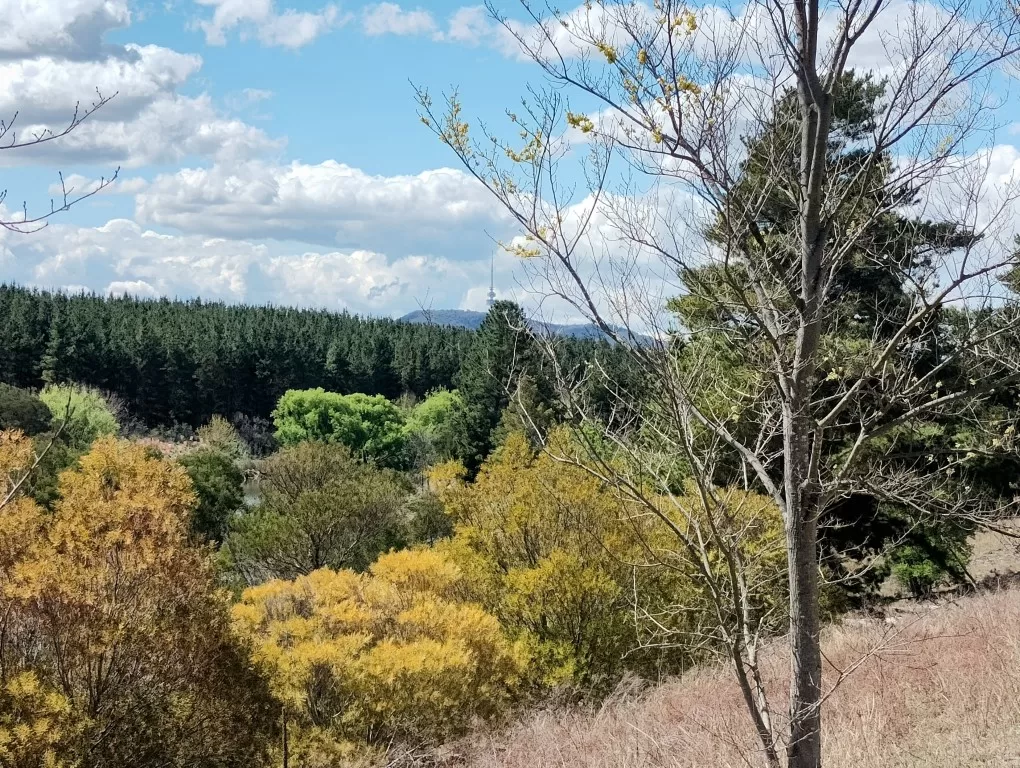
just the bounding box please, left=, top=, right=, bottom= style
left=233, top=548, right=534, bottom=759
left=0, top=432, right=278, bottom=768
left=431, top=429, right=785, bottom=688
left=0, top=672, right=79, bottom=768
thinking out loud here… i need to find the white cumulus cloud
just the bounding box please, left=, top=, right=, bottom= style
left=361, top=3, right=438, bottom=37
left=0, top=45, right=202, bottom=123
left=445, top=5, right=491, bottom=45
left=106, top=278, right=158, bottom=297
left=3, top=217, right=501, bottom=316
left=263, top=250, right=456, bottom=310
left=134, top=159, right=511, bottom=254
left=0, top=0, right=132, bottom=60
left=8, top=93, right=282, bottom=168
left=0, top=3, right=282, bottom=169
left=194, top=0, right=347, bottom=49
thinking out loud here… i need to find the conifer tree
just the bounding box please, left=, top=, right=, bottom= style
left=455, top=301, right=549, bottom=469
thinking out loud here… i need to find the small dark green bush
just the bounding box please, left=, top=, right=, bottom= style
left=0, top=384, right=53, bottom=435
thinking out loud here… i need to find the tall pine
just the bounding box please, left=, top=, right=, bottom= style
left=455, top=301, right=551, bottom=470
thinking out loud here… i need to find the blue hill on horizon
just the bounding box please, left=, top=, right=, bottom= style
left=399, top=309, right=651, bottom=343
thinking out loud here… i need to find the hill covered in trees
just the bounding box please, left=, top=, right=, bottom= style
left=0, top=286, right=632, bottom=443
left=0, top=285, right=475, bottom=426
left=0, top=286, right=490, bottom=426
left=401, top=308, right=652, bottom=342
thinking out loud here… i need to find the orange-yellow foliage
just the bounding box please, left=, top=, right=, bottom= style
left=431, top=430, right=785, bottom=687
left=233, top=548, right=533, bottom=758
left=0, top=432, right=277, bottom=768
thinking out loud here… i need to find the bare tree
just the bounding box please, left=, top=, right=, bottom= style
left=1, top=88, right=118, bottom=233
left=418, top=1, right=1020, bottom=766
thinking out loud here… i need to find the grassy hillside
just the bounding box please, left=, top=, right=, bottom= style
left=432, top=584, right=1020, bottom=768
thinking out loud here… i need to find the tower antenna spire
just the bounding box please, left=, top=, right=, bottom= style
left=487, top=256, right=496, bottom=308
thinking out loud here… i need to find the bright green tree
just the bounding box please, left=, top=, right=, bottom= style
left=272, top=388, right=408, bottom=468
left=38, top=383, right=119, bottom=450
left=404, top=388, right=465, bottom=469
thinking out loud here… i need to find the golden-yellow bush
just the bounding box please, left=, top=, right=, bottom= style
left=0, top=672, right=78, bottom=768
left=431, top=429, right=786, bottom=688
left=0, top=432, right=278, bottom=768
left=233, top=548, right=533, bottom=759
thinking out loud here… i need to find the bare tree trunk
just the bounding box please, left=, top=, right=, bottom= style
left=785, top=468, right=822, bottom=768
left=785, top=35, right=831, bottom=758
left=282, top=715, right=289, bottom=768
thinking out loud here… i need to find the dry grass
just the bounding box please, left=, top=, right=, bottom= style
left=969, top=520, right=1020, bottom=584
left=432, top=587, right=1020, bottom=768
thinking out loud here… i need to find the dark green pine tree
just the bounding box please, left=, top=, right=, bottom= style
left=675, top=71, right=988, bottom=600
left=40, top=303, right=73, bottom=386
left=0, top=287, right=50, bottom=387
left=683, top=71, right=976, bottom=338
left=454, top=300, right=552, bottom=471
left=324, top=337, right=352, bottom=393
left=127, top=319, right=167, bottom=425
left=161, top=327, right=197, bottom=425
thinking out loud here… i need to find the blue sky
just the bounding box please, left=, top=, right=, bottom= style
left=0, top=0, right=557, bottom=318
left=1, top=0, right=1019, bottom=321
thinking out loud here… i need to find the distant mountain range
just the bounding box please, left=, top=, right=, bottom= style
left=400, top=309, right=652, bottom=343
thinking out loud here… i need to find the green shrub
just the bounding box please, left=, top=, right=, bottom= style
left=179, top=448, right=245, bottom=542
left=405, top=491, right=454, bottom=545
left=405, top=388, right=465, bottom=466
left=272, top=388, right=407, bottom=467
left=24, top=434, right=78, bottom=509
left=222, top=441, right=408, bottom=584
left=0, top=384, right=52, bottom=436
left=38, top=384, right=119, bottom=450
left=889, top=525, right=972, bottom=598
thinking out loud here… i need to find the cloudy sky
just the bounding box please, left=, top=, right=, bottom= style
left=0, top=0, right=555, bottom=317
left=1, top=0, right=1019, bottom=320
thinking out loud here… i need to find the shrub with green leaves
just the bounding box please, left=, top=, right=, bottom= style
left=404, top=388, right=466, bottom=468
left=222, top=441, right=408, bottom=585
left=38, top=384, right=119, bottom=450
left=888, top=520, right=972, bottom=598
left=179, top=448, right=245, bottom=542
left=0, top=384, right=52, bottom=436
left=272, top=388, right=407, bottom=467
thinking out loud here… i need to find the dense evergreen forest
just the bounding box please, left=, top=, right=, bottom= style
left=0, top=285, right=631, bottom=435
left=0, top=285, right=476, bottom=426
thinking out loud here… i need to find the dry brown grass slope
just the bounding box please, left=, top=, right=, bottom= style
left=434, top=587, right=1020, bottom=768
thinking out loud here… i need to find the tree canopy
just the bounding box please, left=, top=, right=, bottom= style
left=222, top=441, right=408, bottom=584
left=0, top=433, right=277, bottom=768
left=273, top=388, right=409, bottom=467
